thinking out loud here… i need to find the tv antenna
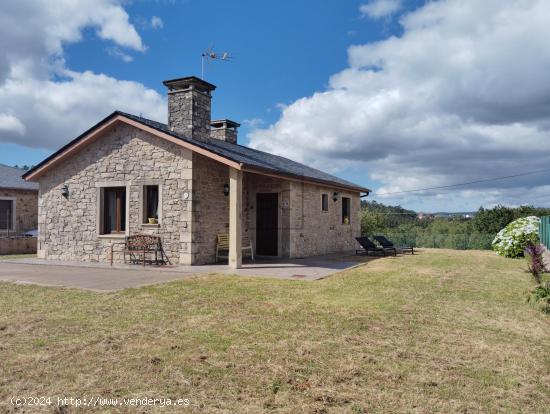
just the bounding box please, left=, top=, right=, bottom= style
left=201, top=46, right=232, bottom=79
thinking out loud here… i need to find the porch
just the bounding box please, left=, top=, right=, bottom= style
left=0, top=253, right=367, bottom=291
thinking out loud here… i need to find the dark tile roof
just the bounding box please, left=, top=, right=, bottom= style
left=0, top=164, right=38, bottom=190
left=24, top=111, right=370, bottom=193
left=119, top=112, right=370, bottom=192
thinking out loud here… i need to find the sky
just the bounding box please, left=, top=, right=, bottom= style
left=0, top=0, right=549, bottom=212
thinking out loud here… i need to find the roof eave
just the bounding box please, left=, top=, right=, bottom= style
left=241, top=165, right=371, bottom=194
left=0, top=186, right=39, bottom=192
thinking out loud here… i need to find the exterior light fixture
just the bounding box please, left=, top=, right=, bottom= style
left=223, top=184, right=230, bottom=196
left=61, top=184, right=69, bottom=198
left=332, top=191, right=339, bottom=202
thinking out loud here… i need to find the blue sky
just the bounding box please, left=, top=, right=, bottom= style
left=1, top=0, right=549, bottom=212
left=0, top=0, right=401, bottom=185
left=61, top=0, right=408, bottom=147
left=0, top=0, right=414, bottom=168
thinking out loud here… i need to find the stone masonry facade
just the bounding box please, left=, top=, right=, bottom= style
left=167, top=89, right=212, bottom=140
left=0, top=188, right=38, bottom=234
left=288, top=182, right=360, bottom=257
left=36, top=123, right=361, bottom=265
left=37, top=124, right=194, bottom=264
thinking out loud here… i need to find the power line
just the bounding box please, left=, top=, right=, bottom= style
left=374, top=167, right=550, bottom=196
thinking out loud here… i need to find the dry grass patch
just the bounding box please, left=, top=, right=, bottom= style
left=1, top=249, right=549, bottom=413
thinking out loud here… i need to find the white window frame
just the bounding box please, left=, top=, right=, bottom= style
left=0, top=197, right=16, bottom=232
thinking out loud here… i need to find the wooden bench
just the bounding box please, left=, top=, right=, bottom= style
left=123, top=234, right=170, bottom=266
left=215, top=233, right=254, bottom=262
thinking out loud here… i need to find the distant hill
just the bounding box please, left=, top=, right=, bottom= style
left=431, top=211, right=477, bottom=218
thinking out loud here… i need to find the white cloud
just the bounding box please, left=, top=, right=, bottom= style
left=106, top=47, right=134, bottom=62
left=242, top=118, right=265, bottom=129
left=0, top=114, right=25, bottom=135
left=151, top=16, right=164, bottom=30
left=0, top=0, right=165, bottom=150
left=360, top=0, right=402, bottom=19
left=249, top=0, right=550, bottom=210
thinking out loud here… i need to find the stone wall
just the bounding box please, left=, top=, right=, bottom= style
left=210, top=127, right=237, bottom=144
left=289, top=182, right=360, bottom=258
left=192, top=154, right=230, bottom=264
left=0, top=188, right=38, bottom=233
left=0, top=237, right=37, bottom=255
left=37, top=124, right=194, bottom=264
left=167, top=89, right=211, bottom=140
left=241, top=173, right=358, bottom=259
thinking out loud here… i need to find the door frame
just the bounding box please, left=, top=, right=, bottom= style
left=255, top=192, right=279, bottom=257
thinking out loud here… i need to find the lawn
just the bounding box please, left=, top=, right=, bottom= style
left=1, top=249, right=549, bottom=413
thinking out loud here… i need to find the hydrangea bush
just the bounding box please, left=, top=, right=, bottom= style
left=492, top=216, right=540, bottom=258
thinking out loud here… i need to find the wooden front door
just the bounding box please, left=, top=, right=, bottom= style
left=256, top=193, right=278, bottom=256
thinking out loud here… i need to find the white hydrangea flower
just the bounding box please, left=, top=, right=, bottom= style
left=492, top=216, right=540, bottom=258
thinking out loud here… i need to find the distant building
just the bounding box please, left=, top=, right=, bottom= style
left=0, top=164, right=38, bottom=234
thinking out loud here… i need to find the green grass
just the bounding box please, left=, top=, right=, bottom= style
left=1, top=249, right=549, bottom=413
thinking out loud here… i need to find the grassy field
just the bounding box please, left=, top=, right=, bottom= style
left=1, top=249, right=549, bottom=413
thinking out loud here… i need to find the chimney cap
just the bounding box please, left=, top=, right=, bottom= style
left=162, top=76, right=216, bottom=92
left=211, top=119, right=240, bottom=129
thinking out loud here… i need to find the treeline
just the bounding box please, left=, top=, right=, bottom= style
left=360, top=201, right=550, bottom=250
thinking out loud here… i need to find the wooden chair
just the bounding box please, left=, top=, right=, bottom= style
left=216, top=233, right=254, bottom=262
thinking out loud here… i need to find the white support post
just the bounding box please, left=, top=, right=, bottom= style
left=228, top=167, right=242, bottom=269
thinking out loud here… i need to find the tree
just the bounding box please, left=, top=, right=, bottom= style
left=472, top=205, right=515, bottom=234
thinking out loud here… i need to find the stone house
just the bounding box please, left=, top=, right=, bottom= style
left=0, top=164, right=38, bottom=235
left=23, top=76, right=370, bottom=268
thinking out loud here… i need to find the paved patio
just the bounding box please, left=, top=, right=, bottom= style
left=0, top=253, right=366, bottom=292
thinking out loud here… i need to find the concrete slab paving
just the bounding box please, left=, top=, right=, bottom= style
left=0, top=253, right=365, bottom=292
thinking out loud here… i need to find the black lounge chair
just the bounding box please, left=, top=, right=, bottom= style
left=355, top=237, right=396, bottom=256
left=374, top=235, right=414, bottom=255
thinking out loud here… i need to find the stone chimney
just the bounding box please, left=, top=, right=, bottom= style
left=210, top=119, right=240, bottom=144
left=162, top=76, right=216, bottom=140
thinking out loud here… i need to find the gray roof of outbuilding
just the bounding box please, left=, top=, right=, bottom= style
left=0, top=164, right=38, bottom=190
left=119, top=112, right=369, bottom=192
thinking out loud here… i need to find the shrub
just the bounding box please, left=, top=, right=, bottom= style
left=492, top=216, right=540, bottom=258
left=526, top=282, right=550, bottom=314
left=525, top=244, right=547, bottom=284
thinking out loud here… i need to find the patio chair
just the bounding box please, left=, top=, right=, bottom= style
left=215, top=234, right=254, bottom=262
left=355, top=236, right=396, bottom=256
left=374, top=235, right=414, bottom=255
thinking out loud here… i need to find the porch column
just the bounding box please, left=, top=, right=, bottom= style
left=228, top=167, right=243, bottom=269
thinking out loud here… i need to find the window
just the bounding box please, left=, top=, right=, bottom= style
left=102, top=187, right=126, bottom=234
left=0, top=199, right=14, bottom=230
left=143, top=185, right=159, bottom=223
left=321, top=194, right=329, bottom=212
left=342, top=197, right=350, bottom=224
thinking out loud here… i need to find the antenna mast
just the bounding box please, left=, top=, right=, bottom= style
left=201, top=46, right=232, bottom=79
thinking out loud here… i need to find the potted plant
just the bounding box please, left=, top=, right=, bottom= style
left=343, top=216, right=350, bottom=225
left=148, top=217, right=158, bottom=224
